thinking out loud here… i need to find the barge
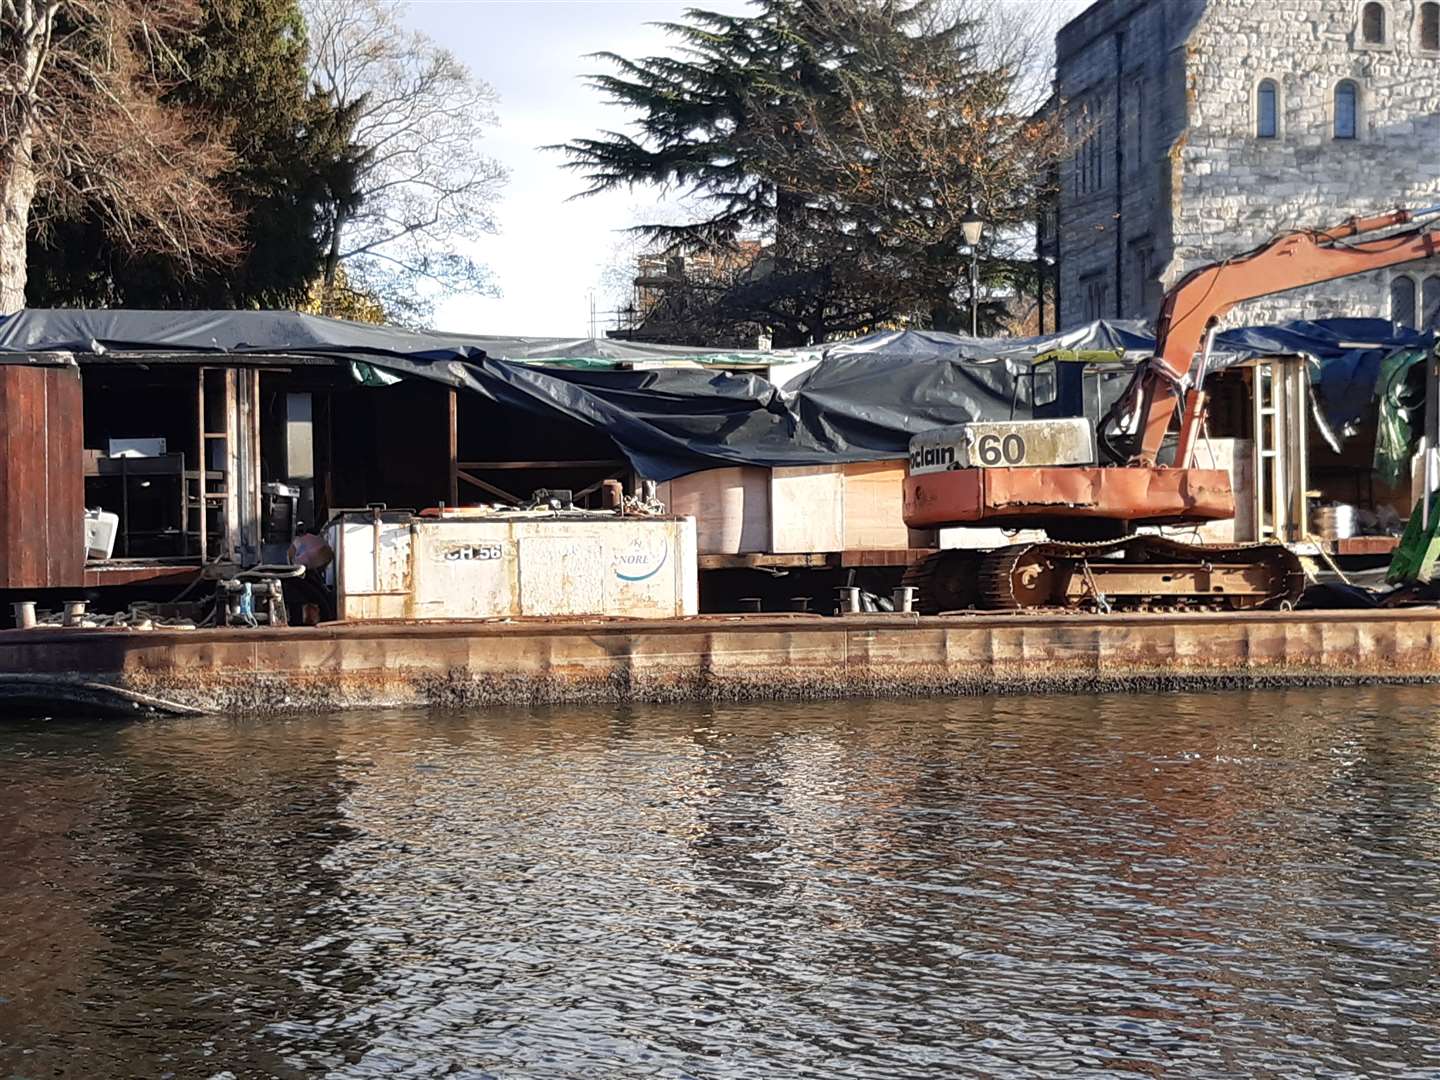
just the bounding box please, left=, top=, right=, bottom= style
left=4, top=607, right=1440, bottom=716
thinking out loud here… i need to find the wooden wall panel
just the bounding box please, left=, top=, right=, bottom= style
left=1, top=365, right=41, bottom=588
left=664, top=467, right=770, bottom=554
left=769, top=465, right=844, bottom=553
left=841, top=460, right=915, bottom=550
left=46, top=368, right=84, bottom=584
left=0, top=364, right=84, bottom=589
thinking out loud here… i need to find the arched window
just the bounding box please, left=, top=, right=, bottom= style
left=1362, top=1, right=1386, bottom=43
left=1423, top=275, right=1440, bottom=330
left=1334, top=81, right=1359, bottom=139
left=1256, top=79, right=1278, bottom=138
left=1422, top=2, right=1440, bottom=51
left=1391, top=275, right=1417, bottom=329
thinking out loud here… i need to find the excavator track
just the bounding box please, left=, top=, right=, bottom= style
left=908, top=536, right=1306, bottom=614
left=900, top=548, right=984, bottom=612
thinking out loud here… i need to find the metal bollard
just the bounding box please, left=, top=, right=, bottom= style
left=736, top=597, right=763, bottom=613
left=788, top=596, right=811, bottom=613
left=12, top=601, right=36, bottom=630
left=891, top=586, right=917, bottom=613
left=834, top=586, right=862, bottom=615
left=62, top=600, right=87, bottom=627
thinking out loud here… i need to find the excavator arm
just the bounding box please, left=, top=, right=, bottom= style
left=1112, top=207, right=1440, bottom=467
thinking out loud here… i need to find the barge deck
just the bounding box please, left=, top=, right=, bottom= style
left=3, top=608, right=1440, bottom=716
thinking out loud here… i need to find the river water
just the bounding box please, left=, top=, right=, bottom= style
left=2, top=688, right=1439, bottom=1079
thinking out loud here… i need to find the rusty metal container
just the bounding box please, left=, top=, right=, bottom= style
left=0, top=360, right=84, bottom=588
left=325, top=509, right=699, bottom=621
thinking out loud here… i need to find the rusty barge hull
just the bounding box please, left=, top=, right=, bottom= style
left=4, top=610, right=1440, bottom=715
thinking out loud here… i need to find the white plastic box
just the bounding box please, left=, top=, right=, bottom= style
left=325, top=509, right=699, bottom=622
left=107, top=437, right=167, bottom=458
left=83, top=508, right=119, bottom=560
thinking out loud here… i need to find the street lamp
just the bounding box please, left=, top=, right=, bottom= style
left=960, top=208, right=985, bottom=336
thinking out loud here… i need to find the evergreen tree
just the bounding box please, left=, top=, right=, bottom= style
left=556, top=0, right=1063, bottom=343
left=25, top=0, right=361, bottom=309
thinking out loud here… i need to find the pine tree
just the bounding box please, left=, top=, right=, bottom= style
left=556, top=0, right=1063, bottom=343
left=25, top=0, right=361, bottom=309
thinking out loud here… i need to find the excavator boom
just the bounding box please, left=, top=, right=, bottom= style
left=1135, top=207, right=1440, bottom=468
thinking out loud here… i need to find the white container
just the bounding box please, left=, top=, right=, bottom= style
left=325, top=509, right=699, bottom=622
left=83, top=508, right=119, bottom=560
left=107, top=437, right=167, bottom=458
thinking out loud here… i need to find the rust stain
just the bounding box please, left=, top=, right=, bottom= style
left=3, top=610, right=1440, bottom=715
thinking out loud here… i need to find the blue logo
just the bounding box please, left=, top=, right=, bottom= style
left=614, top=541, right=669, bottom=582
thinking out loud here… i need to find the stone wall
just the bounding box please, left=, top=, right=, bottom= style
left=1053, top=0, right=1440, bottom=329
left=1178, top=0, right=1440, bottom=327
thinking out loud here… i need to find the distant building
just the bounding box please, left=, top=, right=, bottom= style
left=609, top=242, right=766, bottom=349
left=1046, top=0, right=1440, bottom=331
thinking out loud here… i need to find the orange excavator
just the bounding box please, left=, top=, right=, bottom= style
left=902, top=206, right=1440, bottom=612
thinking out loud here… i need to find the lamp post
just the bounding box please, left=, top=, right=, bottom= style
left=960, top=208, right=985, bottom=336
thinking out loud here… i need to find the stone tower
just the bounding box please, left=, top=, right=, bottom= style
left=1049, top=0, right=1440, bottom=331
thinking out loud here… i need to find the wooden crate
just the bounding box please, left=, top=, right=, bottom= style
left=769, top=465, right=844, bottom=553
left=664, top=459, right=933, bottom=556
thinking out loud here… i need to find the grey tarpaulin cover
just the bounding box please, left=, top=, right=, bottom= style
left=0, top=309, right=1431, bottom=480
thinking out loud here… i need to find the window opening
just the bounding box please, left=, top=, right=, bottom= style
left=1391, top=275, right=1417, bottom=329
left=1422, top=275, right=1440, bottom=330
left=1257, top=79, right=1278, bottom=138
left=1131, top=76, right=1145, bottom=167
left=1334, top=81, right=1358, bottom=139
left=1362, top=1, right=1386, bottom=43
left=1129, top=240, right=1154, bottom=314
left=1083, top=275, right=1109, bottom=322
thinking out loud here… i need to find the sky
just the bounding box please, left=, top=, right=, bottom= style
left=402, top=0, right=1090, bottom=339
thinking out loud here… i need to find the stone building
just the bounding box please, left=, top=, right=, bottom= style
left=1045, top=0, right=1440, bottom=331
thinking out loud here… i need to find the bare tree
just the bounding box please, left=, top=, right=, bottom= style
left=303, top=0, right=507, bottom=326
left=0, top=0, right=241, bottom=313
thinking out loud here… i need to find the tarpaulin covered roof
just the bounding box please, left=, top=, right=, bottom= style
left=1207, top=317, right=1438, bottom=433
left=825, top=321, right=1157, bottom=363
left=0, top=308, right=786, bottom=367
left=0, top=309, right=1432, bottom=480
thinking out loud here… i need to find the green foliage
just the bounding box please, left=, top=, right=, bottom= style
left=25, top=0, right=360, bottom=309
left=298, top=265, right=387, bottom=325
left=557, top=0, right=1062, bottom=343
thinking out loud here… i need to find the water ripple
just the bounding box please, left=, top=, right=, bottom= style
left=1, top=687, right=1439, bottom=1078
